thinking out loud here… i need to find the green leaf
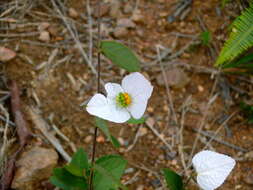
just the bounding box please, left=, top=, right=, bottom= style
left=240, top=102, right=253, bottom=124
left=50, top=168, right=88, bottom=190
left=100, top=41, right=140, bottom=72
left=200, top=31, right=211, bottom=46
left=65, top=148, right=89, bottom=177
left=162, top=168, right=184, bottom=190
left=95, top=117, right=120, bottom=148
left=127, top=117, right=146, bottom=124
left=93, top=155, right=127, bottom=190
left=222, top=53, right=253, bottom=69
left=216, top=3, right=253, bottom=66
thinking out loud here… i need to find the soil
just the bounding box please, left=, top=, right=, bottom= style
left=0, top=0, right=253, bottom=190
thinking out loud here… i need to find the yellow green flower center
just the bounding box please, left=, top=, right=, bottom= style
left=116, top=92, right=132, bottom=108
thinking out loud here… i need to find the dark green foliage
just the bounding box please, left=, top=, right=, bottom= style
left=240, top=102, right=253, bottom=123
left=163, top=168, right=184, bottom=190
left=216, top=3, right=253, bottom=66
left=50, top=168, right=88, bottom=190
left=100, top=41, right=140, bottom=72
left=127, top=117, right=146, bottom=124
left=50, top=149, right=127, bottom=190
left=200, top=31, right=212, bottom=46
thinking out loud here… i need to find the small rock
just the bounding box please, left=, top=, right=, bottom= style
left=124, top=168, right=134, bottom=174
left=48, top=25, right=59, bottom=37
left=156, top=68, right=189, bottom=88
left=147, top=106, right=154, bottom=113
left=117, top=18, right=136, bottom=28
left=11, top=147, right=58, bottom=190
left=113, top=27, right=128, bottom=38
left=38, top=31, right=50, bottom=42
left=136, top=185, right=144, bottom=190
left=244, top=173, right=253, bottom=185
left=165, top=151, right=177, bottom=160
left=245, top=151, right=253, bottom=161
left=38, top=22, right=50, bottom=31
left=68, top=8, right=79, bottom=18
left=123, top=3, right=133, bottom=14
left=139, top=127, right=148, bottom=136
left=136, top=29, right=144, bottom=37
left=146, top=117, right=155, bottom=128
left=150, top=179, right=161, bottom=188
left=96, top=135, right=105, bottom=143
left=0, top=47, right=16, bottom=62
left=84, top=135, right=93, bottom=143
left=132, top=10, right=144, bottom=23
left=198, top=85, right=204, bottom=92
left=93, top=3, right=110, bottom=17
left=109, top=0, right=122, bottom=18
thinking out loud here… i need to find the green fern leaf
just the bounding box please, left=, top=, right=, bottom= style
left=216, top=3, right=253, bottom=66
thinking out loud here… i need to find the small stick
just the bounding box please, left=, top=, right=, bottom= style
left=145, top=119, right=173, bottom=151
left=156, top=45, right=178, bottom=125
left=124, top=125, right=143, bottom=152
left=189, top=126, right=248, bottom=152
left=28, top=106, right=71, bottom=162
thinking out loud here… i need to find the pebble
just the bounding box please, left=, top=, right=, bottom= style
left=165, top=151, right=177, bottom=160
left=93, top=3, right=110, bottom=17
left=38, top=31, right=50, bottom=42
left=136, top=185, right=144, bottom=190
left=139, top=127, right=148, bottom=136
left=48, top=25, right=59, bottom=37
left=245, top=151, right=253, bottom=161
left=244, top=173, right=253, bottom=185
left=150, top=179, right=161, bottom=188
left=198, top=85, right=204, bottom=92
left=132, top=10, right=144, bottom=23
left=109, top=0, right=122, bottom=18
left=84, top=135, right=93, bottom=143
left=124, top=168, right=135, bottom=174
left=38, top=22, right=50, bottom=31
left=68, top=8, right=79, bottom=18
left=113, top=27, right=128, bottom=38
left=117, top=18, right=136, bottom=28
left=0, top=47, right=16, bottom=62
left=156, top=67, right=189, bottom=89
left=96, top=135, right=105, bottom=143
left=11, top=147, right=58, bottom=190
left=123, top=3, right=133, bottom=14
left=146, top=117, right=155, bottom=128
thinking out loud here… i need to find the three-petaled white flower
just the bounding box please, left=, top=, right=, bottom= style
left=192, top=150, right=236, bottom=190
left=86, top=72, right=153, bottom=123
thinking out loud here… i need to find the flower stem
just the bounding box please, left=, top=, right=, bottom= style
left=89, top=0, right=101, bottom=190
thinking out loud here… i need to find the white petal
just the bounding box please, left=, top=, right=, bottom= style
left=128, top=100, right=148, bottom=119
left=105, top=83, right=123, bottom=98
left=86, top=93, right=130, bottom=123
left=122, top=72, right=153, bottom=102
left=86, top=93, right=111, bottom=119
left=192, top=150, right=236, bottom=190
left=107, top=99, right=131, bottom=123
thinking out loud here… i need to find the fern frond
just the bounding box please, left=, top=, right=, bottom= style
left=216, top=3, right=253, bottom=66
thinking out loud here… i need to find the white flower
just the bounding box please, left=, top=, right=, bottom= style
left=86, top=72, right=153, bottom=123
left=192, top=150, right=236, bottom=190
